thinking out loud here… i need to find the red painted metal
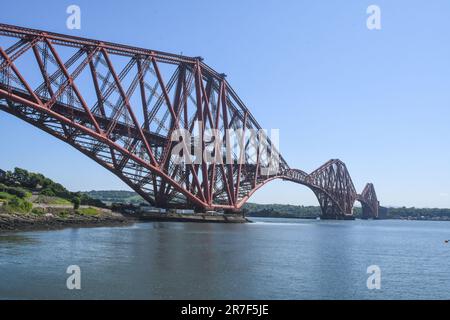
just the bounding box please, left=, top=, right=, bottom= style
left=357, top=183, right=379, bottom=219
left=0, top=23, right=379, bottom=217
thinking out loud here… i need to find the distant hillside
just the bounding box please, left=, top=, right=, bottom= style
left=80, top=190, right=450, bottom=221
left=243, top=203, right=322, bottom=218
left=0, top=167, right=105, bottom=214
left=244, top=203, right=450, bottom=221
left=83, top=190, right=145, bottom=205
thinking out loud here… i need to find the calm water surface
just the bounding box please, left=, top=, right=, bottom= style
left=0, top=218, right=449, bottom=299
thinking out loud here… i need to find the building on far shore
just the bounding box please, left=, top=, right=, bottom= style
left=0, top=169, right=6, bottom=181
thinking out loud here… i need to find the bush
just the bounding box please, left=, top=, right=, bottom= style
left=40, top=188, right=56, bottom=197
left=31, top=207, right=46, bottom=215
left=72, top=197, right=81, bottom=210
left=6, top=187, right=28, bottom=198
left=58, top=210, right=70, bottom=218
left=1, top=167, right=106, bottom=208
left=76, top=207, right=100, bottom=216
left=0, top=191, right=13, bottom=200
left=5, top=197, right=33, bottom=214
left=0, top=184, right=28, bottom=198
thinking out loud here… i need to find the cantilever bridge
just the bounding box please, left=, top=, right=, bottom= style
left=0, top=24, right=379, bottom=219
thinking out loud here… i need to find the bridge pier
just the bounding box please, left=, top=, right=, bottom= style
left=321, top=214, right=356, bottom=220
left=313, top=189, right=355, bottom=220
left=361, top=204, right=372, bottom=219
left=357, top=184, right=379, bottom=219
left=319, top=203, right=355, bottom=220
left=360, top=203, right=379, bottom=219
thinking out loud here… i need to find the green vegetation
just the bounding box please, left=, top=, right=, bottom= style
left=382, top=207, right=450, bottom=220
left=3, top=197, right=33, bottom=214
left=72, top=197, right=81, bottom=210
left=0, top=179, right=33, bottom=214
left=243, top=203, right=321, bottom=218
left=0, top=184, right=31, bottom=199
left=57, top=210, right=71, bottom=218
left=0, top=191, right=15, bottom=202
left=31, top=207, right=46, bottom=216
left=76, top=207, right=101, bottom=216
left=1, top=167, right=68, bottom=197
left=84, top=190, right=145, bottom=205
left=244, top=203, right=450, bottom=221
left=33, top=195, right=72, bottom=205
left=0, top=167, right=105, bottom=216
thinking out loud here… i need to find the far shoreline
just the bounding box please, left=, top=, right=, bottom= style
left=247, top=215, right=450, bottom=222
left=2, top=210, right=450, bottom=234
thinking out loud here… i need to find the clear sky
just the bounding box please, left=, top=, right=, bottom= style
left=1, top=0, right=450, bottom=208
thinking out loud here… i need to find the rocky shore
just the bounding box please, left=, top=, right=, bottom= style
left=0, top=208, right=249, bottom=233
left=0, top=209, right=132, bottom=233
left=0, top=168, right=249, bottom=233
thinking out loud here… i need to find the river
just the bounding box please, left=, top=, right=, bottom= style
left=0, top=218, right=449, bottom=299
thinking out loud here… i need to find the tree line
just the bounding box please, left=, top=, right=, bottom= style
left=0, top=167, right=105, bottom=209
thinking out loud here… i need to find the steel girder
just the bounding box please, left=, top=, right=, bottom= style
left=0, top=23, right=379, bottom=216
left=356, top=183, right=379, bottom=219
left=0, top=23, right=289, bottom=211
left=284, top=160, right=359, bottom=219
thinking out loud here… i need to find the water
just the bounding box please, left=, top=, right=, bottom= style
left=0, top=218, right=449, bottom=299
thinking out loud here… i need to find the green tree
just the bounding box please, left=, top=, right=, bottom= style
left=72, top=197, right=81, bottom=210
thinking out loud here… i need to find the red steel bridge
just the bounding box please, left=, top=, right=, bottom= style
left=0, top=24, right=379, bottom=219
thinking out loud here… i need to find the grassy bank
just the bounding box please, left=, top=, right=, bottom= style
left=0, top=167, right=132, bottom=232
left=0, top=207, right=131, bottom=232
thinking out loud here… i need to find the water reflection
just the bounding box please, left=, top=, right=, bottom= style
left=0, top=219, right=449, bottom=299
left=0, top=234, right=37, bottom=245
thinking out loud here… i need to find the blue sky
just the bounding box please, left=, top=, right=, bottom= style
left=1, top=0, right=450, bottom=208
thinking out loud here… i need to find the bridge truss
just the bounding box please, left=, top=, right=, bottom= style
left=0, top=23, right=378, bottom=218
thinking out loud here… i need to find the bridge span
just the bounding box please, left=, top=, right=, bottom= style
left=0, top=23, right=378, bottom=219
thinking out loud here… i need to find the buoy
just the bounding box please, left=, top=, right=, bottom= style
left=445, top=240, right=449, bottom=244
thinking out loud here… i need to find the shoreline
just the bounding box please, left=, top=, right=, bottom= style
left=0, top=211, right=249, bottom=233
left=247, top=215, right=450, bottom=222
left=2, top=212, right=450, bottom=234
left=0, top=211, right=134, bottom=233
